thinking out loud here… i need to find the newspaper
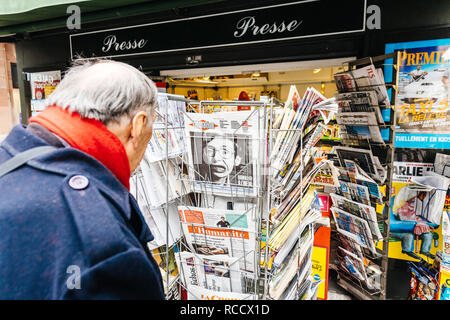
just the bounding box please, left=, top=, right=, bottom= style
left=272, top=207, right=321, bottom=268
left=409, top=171, right=450, bottom=225
left=336, top=180, right=371, bottom=205
left=393, top=161, right=434, bottom=183
left=186, top=285, right=257, bottom=300
left=339, top=125, right=384, bottom=144
left=178, top=206, right=257, bottom=275
left=334, top=71, right=357, bottom=93
left=351, top=64, right=391, bottom=108
left=137, top=156, right=190, bottom=208
left=335, top=108, right=383, bottom=144
left=130, top=166, right=187, bottom=249
left=330, top=193, right=383, bottom=241
left=146, top=94, right=186, bottom=163
left=435, top=153, right=450, bottom=177
left=271, top=87, right=328, bottom=176
left=337, top=161, right=383, bottom=203
left=331, top=206, right=377, bottom=255
left=334, top=146, right=386, bottom=183
left=269, top=230, right=314, bottom=300
left=271, top=85, right=301, bottom=153
left=337, top=246, right=367, bottom=282
left=271, top=186, right=318, bottom=232
left=334, top=64, right=390, bottom=108
left=175, top=251, right=242, bottom=293
left=184, top=110, right=262, bottom=197
left=335, top=91, right=383, bottom=123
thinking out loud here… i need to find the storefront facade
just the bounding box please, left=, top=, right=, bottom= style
left=0, top=0, right=449, bottom=301
left=3, top=0, right=447, bottom=124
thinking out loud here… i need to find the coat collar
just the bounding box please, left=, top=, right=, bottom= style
left=2, top=125, right=142, bottom=226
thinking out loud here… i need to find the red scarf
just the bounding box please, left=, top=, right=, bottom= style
left=29, top=105, right=131, bottom=190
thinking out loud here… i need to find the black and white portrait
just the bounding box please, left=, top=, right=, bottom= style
left=190, top=132, right=254, bottom=188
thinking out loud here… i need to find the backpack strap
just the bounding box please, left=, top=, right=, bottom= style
left=0, top=146, right=57, bottom=178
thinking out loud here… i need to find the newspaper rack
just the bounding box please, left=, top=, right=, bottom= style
left=131, top=91, right=327, bottom=300
left=329, top=52, right=399, bottom=300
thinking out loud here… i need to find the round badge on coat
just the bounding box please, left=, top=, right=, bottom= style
left=69, top=175, right=89, bottom=190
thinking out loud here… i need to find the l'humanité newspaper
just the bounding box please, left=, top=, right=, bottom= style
left=178, top=206, right=258, bottom=276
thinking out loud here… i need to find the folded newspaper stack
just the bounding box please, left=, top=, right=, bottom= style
left=329, top=63, right=393, bottom=293
left=334, top=63, right=390, bottom=145
left=176, top=205, right=259, bottom=300
left=264, top=86, right=339, bottom=300
left=147, top=94, right=186, bottom=162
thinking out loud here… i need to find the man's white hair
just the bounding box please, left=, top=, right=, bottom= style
left=44, top=59, right=158, bottom=124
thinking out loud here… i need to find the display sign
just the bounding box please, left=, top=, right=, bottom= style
left=70, top=0, right=366, bottom=59
left=311, top=228, right=330, bottom=300
left=385, top=39, right=450, bottom=149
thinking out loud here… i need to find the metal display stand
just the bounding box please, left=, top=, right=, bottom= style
left=132, top=92, right=325, bottom=300
left=331, top=52, right=399, bottom=300
left=130, top=93, right=198, bottom=299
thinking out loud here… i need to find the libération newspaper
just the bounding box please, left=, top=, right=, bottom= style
left=175, top=251, right=242, bottom=293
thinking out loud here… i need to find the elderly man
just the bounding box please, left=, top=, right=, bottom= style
left=0, top=60, right=164, bottom=299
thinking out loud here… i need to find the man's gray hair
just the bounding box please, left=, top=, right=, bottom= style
left=44, top=59, right=158, bottom=124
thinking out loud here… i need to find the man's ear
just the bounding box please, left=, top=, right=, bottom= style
left=130, top=110, right=149, bottom=147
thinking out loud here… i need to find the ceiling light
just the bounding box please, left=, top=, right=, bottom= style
left=313, top=68, right=322, bottom=74
left=251, top=72, right=260, bottom=77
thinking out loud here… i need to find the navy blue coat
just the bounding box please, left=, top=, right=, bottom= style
left=0, top=125, right=165, bottom=299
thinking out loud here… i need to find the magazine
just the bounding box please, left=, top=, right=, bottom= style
left=330, top=193, right=382, bottom=241
left=184, top=110, right=262, bottom=197
left=434, top=153, right=450, bottom=178
left=409, top=171, right=450, bottom=225
left=331, top=206, right=377, bottom=254
left=178, top=206, right=257, bottom=275
left=175, top=251, right=243, bottom=293
left=30, top=70, right=61, bottom=112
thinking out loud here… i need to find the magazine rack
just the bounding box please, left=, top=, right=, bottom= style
left=132, top=80, right=344, bottom=300
left=132, top=91, right=328, bottom=300
left=330, top=52, right=399, bottom=300
left=132, top=96, right=276, bottom=299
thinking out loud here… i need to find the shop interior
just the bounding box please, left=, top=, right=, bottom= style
left=160, top=58, right=353, bottom=103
